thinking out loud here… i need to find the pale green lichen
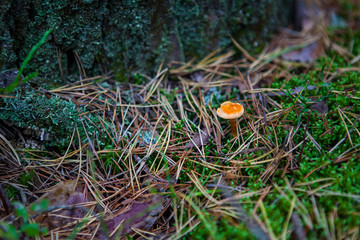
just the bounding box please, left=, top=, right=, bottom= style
left=0, top=88, right=79, bottom=147
left=1, top=0, right=291, bottom=87
left=0, top=87, right=111, bottom=149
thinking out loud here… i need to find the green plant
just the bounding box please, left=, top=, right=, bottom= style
left=0, top=28, right=53, bottom=94
left=0, top=200, right=49, bottom=239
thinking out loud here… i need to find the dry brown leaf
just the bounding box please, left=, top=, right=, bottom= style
left=184, top=128, right=212, bottom=149
left=101, top=195, right=165, bottom=238
left=29, top=180, right=93, bottom=228
left=311, top=101, right=328, bottom=115
left=282, top=41, right=324, bottom=63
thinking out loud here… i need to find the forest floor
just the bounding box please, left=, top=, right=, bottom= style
left=1, top=4, right=360, bottom=240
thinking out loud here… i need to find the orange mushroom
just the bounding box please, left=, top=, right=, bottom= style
left=216, top=101, right=244, bottom=136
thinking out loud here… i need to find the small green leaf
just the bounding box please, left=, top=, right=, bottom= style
left=13, top=202, right=28, bottom=222
left=21, top=223, right=41, bottom=237
left=0, top=222, right=20, bottom=240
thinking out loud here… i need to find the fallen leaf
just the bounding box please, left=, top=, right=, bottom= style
left=184, top=128, right=212, bottom=149
left=311, top=101, right=328, bottom=115
left=101, top=195, right=165, bottom=238
left=292, top=85, right=316, bottom=94
left=282, top=41, right=324, bottom=63
left=28, top=180, right=93, bottom=228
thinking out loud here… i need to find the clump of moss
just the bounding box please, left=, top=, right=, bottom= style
left=0, top=87, right=79, bottom=148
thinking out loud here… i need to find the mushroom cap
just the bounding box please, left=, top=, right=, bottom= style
left=216, top=101, right=244, bottom=120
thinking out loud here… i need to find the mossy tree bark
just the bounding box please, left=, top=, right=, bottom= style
left=0, top=0, right=292, bottom=86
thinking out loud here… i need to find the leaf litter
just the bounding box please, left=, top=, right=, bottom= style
left=0, top=2, right=360, bottom=239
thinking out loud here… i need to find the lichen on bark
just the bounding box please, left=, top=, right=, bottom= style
left=0, top=0, right=292, bottom=86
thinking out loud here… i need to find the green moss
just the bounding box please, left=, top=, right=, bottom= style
left=5, top=185, right=19, bottom=201
left=256, top=46, right=360, bottom=238
left=191, top=218, right=253, bottom=239
left=183, top=30, right=360, bottom=238
left=19, top=170, right=36, bottom=187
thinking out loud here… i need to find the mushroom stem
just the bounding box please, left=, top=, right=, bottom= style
left=229, top=119, right=237, bottom=136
